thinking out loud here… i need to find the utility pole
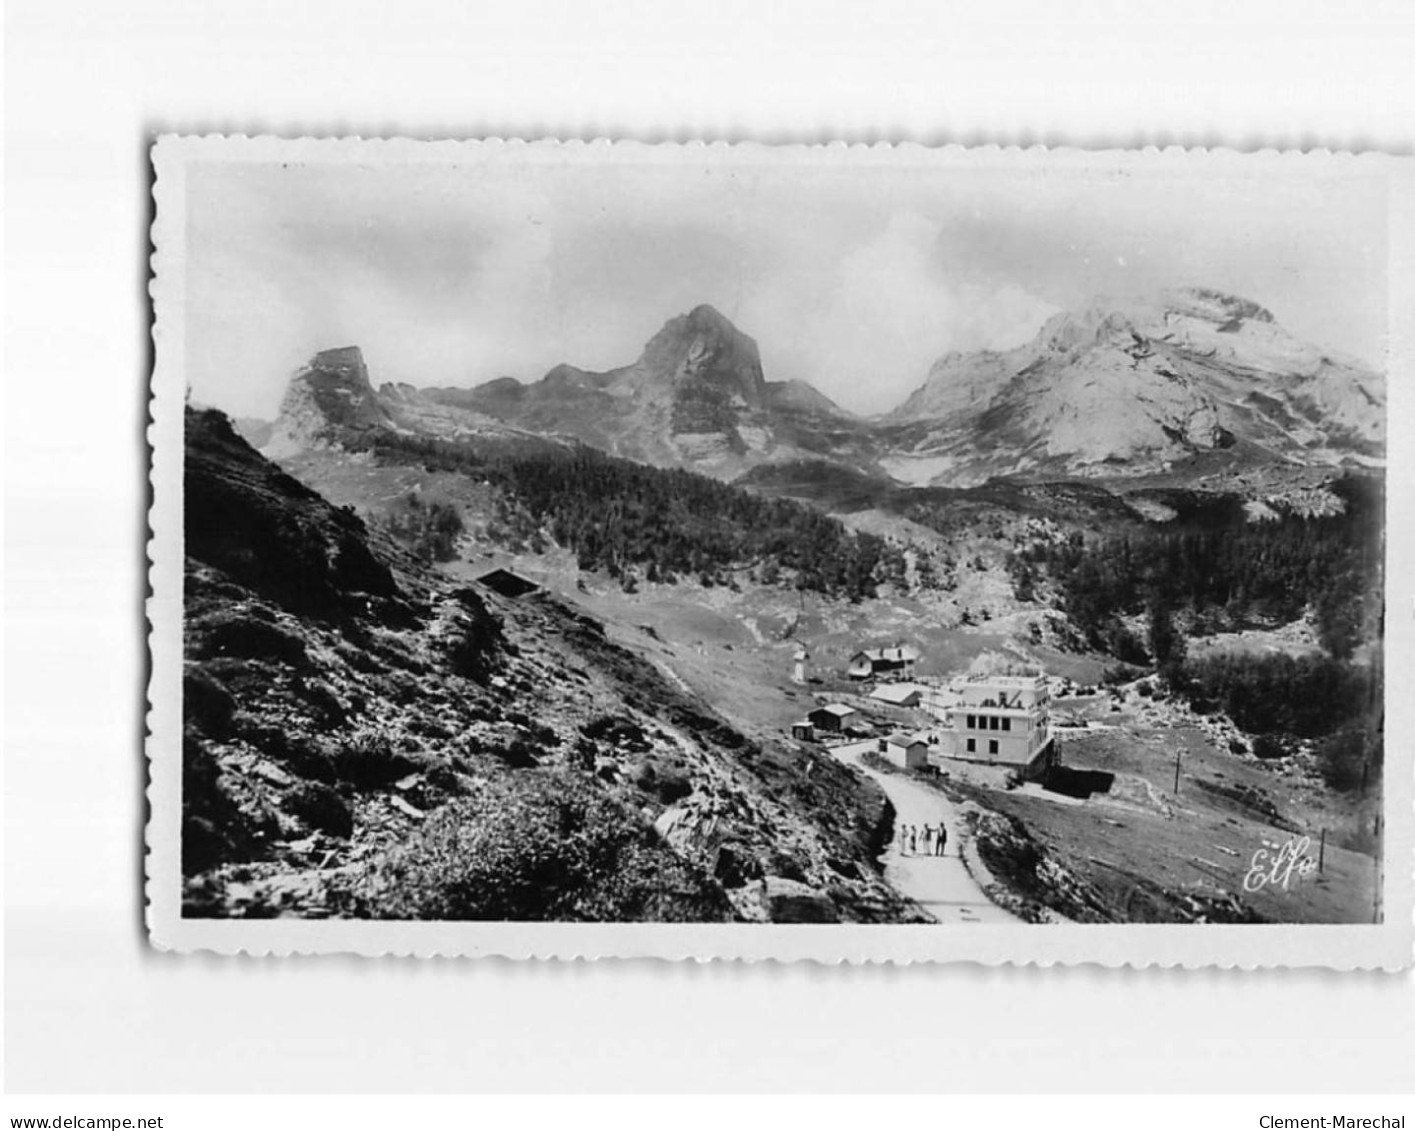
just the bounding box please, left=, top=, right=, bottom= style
left=1173, top=747, right=1182, bottom=796
left=1374, top=814, right=1383, bottom=925
left=1318, top=828, right=1326, bottom=874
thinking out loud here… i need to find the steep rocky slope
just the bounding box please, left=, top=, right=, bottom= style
left=182, top=409, right=912, bottom=922
left=882, top=288, right=1385, bottom=487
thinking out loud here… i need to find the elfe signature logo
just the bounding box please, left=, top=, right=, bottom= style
left=1242, top=835, right=1318, bottom=894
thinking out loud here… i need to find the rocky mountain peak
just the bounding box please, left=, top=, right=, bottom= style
left=265, top=345, right=394, bottom=456
left=883, top=287, right=1385, bottom=486
left=639, top=304, right=767, bottom=408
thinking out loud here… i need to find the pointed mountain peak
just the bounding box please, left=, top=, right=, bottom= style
left=638, top=304, right=767, bottom=408
left=684, top=303, right=737, bottom=332
left=266, top=345, right=393, bottom=456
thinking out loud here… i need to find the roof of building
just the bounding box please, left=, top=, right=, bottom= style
left=871, top=684, right=923, bottom=704
left=959, top=702, right=1044, bottom=714
left=478, top=567, right=542, bottom=598
left=853, top=645, right=921, bottom=663
left=964, top=672, right=1045, bottom=687
left=884, top=731, right=930, bottom=748
left=812, top=703, right=857, bottom=717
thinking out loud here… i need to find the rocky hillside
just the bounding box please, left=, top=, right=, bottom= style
left=182, top=408, right=913, bottom=922
left=881, top=288, right=1385, bottom=487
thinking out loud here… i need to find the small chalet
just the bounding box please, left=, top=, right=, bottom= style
left=790, top=720, right=816, bottom=741
left=848, top=644, right=921, bottom=681
left=478, top=568, right=541, bottom=599
left=807, top=703, right=858, bottom=734
left=879, top=732, right=931, bottom=770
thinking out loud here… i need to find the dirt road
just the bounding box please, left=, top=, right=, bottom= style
left=828, top=740, right=1020, bottom=924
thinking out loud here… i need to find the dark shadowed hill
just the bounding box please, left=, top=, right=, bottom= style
left=181, top=408, right=915, bottom=923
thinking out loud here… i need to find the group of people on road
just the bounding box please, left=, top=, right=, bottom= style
left=898, top=821, right=947, bottom=857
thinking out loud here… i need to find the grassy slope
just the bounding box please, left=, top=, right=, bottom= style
left=945, top=691, right=1378, bottom=924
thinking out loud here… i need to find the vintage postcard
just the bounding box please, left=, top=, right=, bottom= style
left=148, top=136, right=1413, bottom=966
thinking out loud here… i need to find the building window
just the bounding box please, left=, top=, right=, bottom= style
left=990, top=716, right=999, bottom=731
left=989, top=739, right=999, bottom=755
left=966, top=738, right=975, bottom=754
left=1002, top=717, right=1011, bottom=732
left=966, top=714, right=975, bottom=730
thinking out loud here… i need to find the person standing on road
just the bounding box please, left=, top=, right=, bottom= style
left=921, top=824, right=933, bottom=854
left=898, top=824, right=910, bottom=855
left=936, top=822, right=948, bottom=856
left=908, top=826, right=917, bottom=855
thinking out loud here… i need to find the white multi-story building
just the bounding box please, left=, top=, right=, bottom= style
left=937, top=673, right=1053, bottom=776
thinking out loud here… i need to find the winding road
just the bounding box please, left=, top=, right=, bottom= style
left=828, top=740, right=1020, bottom=924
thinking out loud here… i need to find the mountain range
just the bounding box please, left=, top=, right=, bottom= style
left=248, top=288, right=1384, bottom=493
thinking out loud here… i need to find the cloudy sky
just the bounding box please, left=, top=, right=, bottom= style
left=183, top=146, right=1389, bottom=418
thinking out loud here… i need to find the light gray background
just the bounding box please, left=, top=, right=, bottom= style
left=6, top=0, right=1415, bottom=1093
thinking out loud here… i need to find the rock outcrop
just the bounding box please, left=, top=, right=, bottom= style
left=264, top=346, right=395, bottom=457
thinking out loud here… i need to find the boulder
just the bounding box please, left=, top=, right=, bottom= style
left=712, top=843, right=761, bottom=889
left=763, top=875, right=840, bottom=924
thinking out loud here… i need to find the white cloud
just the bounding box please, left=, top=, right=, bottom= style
left=181, top=151, right=1387, bottom=420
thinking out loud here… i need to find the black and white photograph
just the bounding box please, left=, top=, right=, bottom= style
left=146, top=138, right=1410, bottom=964
left=11, top=0, right=1415, bottom=1110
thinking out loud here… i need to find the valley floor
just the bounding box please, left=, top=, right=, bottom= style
left=442, top=553, right=1380, bottom=925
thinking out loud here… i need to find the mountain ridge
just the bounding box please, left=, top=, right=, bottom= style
left=880, top=286, right=1385, bottom=487
left=258, top=289, right=1384, bottom=496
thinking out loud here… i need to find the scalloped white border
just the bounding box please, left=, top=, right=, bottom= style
left=147, top=135, right=1415, bottom=966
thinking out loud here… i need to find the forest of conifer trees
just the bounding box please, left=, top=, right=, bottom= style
left=347, top=430, right=907, bottom=600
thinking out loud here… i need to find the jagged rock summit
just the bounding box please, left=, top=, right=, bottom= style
left=882, top=287, right=1385, bottom=486
left=266, top=307, right=879, bottom=481
left=637, top=302, right=769, bottom=412
left=264, top=346, right=394, bottom=457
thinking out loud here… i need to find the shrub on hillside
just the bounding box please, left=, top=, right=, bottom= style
left=195, top=610, right=310, bottom=667
left=443, top=589, right=505, bottom=684
left=379, top=493, right=465, bottom=564
left=283, top=781, right=354, bottom=838
left=182, top=733, right=276, bottom=874
left=1317, top=723, right=1381, bottom=793
left=333, top=725, right=418, bottom=788
left=345, top=770, right=732, bottom=921
left=183, top=663, right=237, bottom=737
